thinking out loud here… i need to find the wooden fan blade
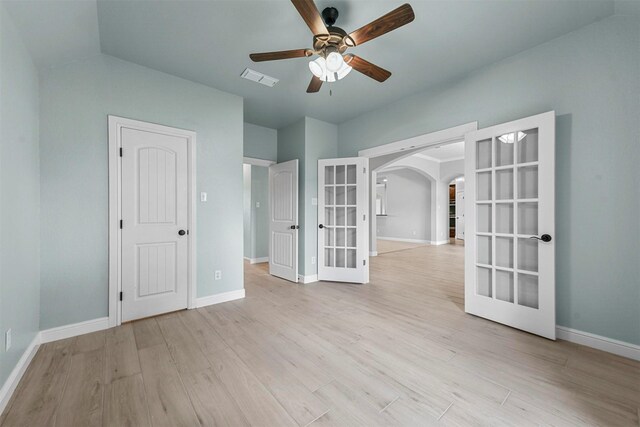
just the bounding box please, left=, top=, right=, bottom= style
left=307, top=75, right=323, bottom=93
left=347, top=3, right=415, bottom=46
left=344, top=55, right=391, bottom=82
left=291, top=0, right=329, bottom=36
left=250, top=49, right=313, bottom=62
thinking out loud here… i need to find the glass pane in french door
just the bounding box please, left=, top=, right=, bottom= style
left=323, top=164, right=358, bottom=269
left=475, top=128, right=540, bottom=309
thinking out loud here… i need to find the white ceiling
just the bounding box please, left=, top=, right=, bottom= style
left=415, top=141, right=465, bottom=162
left=4, top=0, right=615, bottom=129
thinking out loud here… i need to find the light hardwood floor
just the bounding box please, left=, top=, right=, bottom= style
left=2, top=244, right=639, bottom=426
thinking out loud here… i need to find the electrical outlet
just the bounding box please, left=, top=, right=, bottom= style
left=214, top=270, right=222, bottom=280
left=5, top=329, right=11, bottom=351
left=311, top=256, right=316, bottom=265
left=412, top=231, right=417, bottom=236
left=256, top=202, right=260, bottom=208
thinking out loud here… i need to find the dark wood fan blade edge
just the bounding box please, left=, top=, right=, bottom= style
left=291, top=0, right=329, bottom=36
left=307, top=75, right=323, bottom=93
left=250, top=49, right=313, bottom=62
left=345, top=55, right=391, bottom=82
left=348, top=3, right=415, bottom=46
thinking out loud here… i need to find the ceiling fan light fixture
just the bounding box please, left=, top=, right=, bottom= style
left=309, top=57, right=326, bottom=78
left=325, top=51, right=344, bottom=72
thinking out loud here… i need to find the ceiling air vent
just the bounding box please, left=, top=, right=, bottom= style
left=241, top=68, right=279, bottom=87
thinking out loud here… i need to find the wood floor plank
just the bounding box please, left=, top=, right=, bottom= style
left=132, top=317, right=165, bottom=350
left=225, top=332, right=329, bottom=425
left=102, top=374, right=150, bottom=427
left=55, top=348, right=104, bottom=427
left=0, top=338, right=74, bottom=427
left=72, top=330, right=106, bottom=355
left=181, top=369, right=251, bottom=427
left=156, top=313, right=210, bottom=375
left=137, top=344, right=200, bottom=427
left=209, top=347, right=297, bottom=427
left=105, top=323, right=141, bottom=383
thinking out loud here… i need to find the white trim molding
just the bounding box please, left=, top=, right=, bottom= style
left=358, top=122, right=477, bottom=158
left=40, top=317, right=110, bottom=344
left=298, top=274, right=318, bottom=284
left=195, top=289, right=245, bottom=308
left=243, top=157, right=276, bottom=167
left=244, top=256, right=269, bottom=264
left=430, top=240, right=450, bottom=246
left=556, top=326, right=640, bottom=361
left=0, top=334, right=40, bottom=415
left=369, top=251, right=378, bottom=257
left=378, top=236, right=430, bottom=244
left=108, top=115, right=197, bottom=327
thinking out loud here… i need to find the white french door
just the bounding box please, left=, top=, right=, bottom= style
left=464, top=111, right=555, bottom=339
left=318, top=157, right=369, bottom=284
left=269, top=160, right=299, bottom=282
left=121, top=125, right=190, bottom=322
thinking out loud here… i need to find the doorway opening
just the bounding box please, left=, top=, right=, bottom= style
left=243, top=158, right=274, bottom=266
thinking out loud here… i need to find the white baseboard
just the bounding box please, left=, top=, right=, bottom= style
left=298, top=274, right=318, bottom=284
left=195, top=289, right=245, bottom=308
left=556, top=326, right=640, bottom=361
left=369, top=251, right=378, bottom=257
left=378, top=237, right=430, bottom=244
left=247, top=257, right=268, bottom=264
left=40, top=317, right=110, bottom=344
left=0, top=334, right=40, bottom=415
left=430, top=240, right=449, bottom=245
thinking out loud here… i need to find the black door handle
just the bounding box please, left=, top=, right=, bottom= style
left=178, top=229, right=186, bottom=236
left=318, top=224, right=324, bottom=229
left=529, top=234, right=552, bottom=242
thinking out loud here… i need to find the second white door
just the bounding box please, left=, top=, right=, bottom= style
left=269, top=160, right=299, bottom=282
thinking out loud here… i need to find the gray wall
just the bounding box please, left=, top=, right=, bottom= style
left=250, top=166, right=269, bottom=259
left=243, top=164, right=251, bottom=258
left=377, top=169, right=432, bottom=242
left=244, top=122, right=277, bottom=162
left=338, top=13, right=640, bottom=345
left=0, top=5, right=41, bottom=388
left=39, top=54, right=244, bottom=329
left=243, top=164, right=269, bottom=261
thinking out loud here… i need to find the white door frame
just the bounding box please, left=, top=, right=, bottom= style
left=108, top=115, right=197, bottom=327
left=358, top=122, right=478, bottom=255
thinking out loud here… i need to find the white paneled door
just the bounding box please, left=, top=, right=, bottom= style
left=464, top=111, right=556, bottom=339
left=269, top=160, right=299, bottom=282
left=318, top=157, right=369, bottom=284
left=121, top=126, right=190, bottom=322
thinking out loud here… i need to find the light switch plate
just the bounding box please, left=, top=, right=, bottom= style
left=5, top=329, right=11, bottom=351
left=200, top=192, right=207, bottom=202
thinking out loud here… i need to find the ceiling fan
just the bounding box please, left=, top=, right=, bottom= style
left=249, top=0, right=415, bottom=93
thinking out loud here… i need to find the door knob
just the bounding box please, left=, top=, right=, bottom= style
left=178, top=229, right=186, bottom=236
left=529, top=234, right=551, bottom=242
left=318, top=224, right=324, bottom=229
left=290, top=225, right=299, bottom=230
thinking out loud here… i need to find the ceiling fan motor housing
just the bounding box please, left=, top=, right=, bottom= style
left=321, top=7, right=339, bottom=26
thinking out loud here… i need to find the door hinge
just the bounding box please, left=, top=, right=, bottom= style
left=363, top=167, right=366, bottom=174
left=119, top=147, right=123, bottom=157
left=363, top=214, right=366, bottom=221
left=120, top=220, right=123, bottom=229
left=119, top=291, right=123, bottom=301
left=363, top=259, right=366, bottom=266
